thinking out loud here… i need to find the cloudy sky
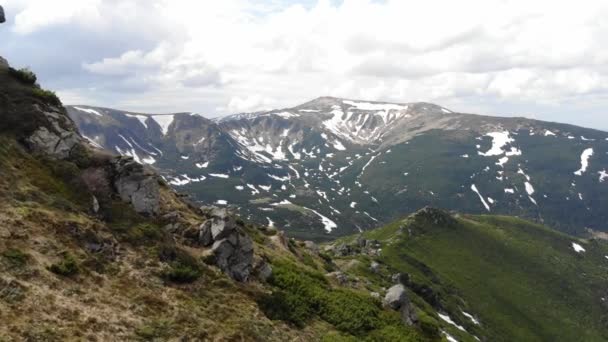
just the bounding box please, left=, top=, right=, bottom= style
left=2, top=0, right=608, bottom=130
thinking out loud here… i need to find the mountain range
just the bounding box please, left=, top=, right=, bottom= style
left=67, top=98, right=608, bottom=240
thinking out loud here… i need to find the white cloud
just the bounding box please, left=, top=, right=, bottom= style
left=5, top=0, right=608, bottom=129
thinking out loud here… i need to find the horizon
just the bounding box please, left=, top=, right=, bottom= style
left=2, top=1, right=608, bottom=131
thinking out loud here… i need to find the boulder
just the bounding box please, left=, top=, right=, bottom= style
left=384, top=284, right=407, bottom=310
left=211, top=231, right=254, bottom=282
left=210, top=217, right=236, bottom=241
left=112, top=157, right=160, bottom=216
left=335, top=243, right=352, bottom=256
left=256, top=261, right=273, bottom=282
left=383, top=284, right=418, bottom=326
left=303, top=240, right=319, bottom=254
left=26, top=126, right=80, bottom=160
left=198, top=221, right=213, bottom=246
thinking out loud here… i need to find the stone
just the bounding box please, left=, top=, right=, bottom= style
left=384, top=284, right=407, bottom=310
left=210, top=218, right=236, bottom=241
left=370, top=292, right=381, bottom=299
left=112, top=157, right=160, bottom=216
left=162, top=211, right=180, bottom=222
left=211, top=232, right=254, bottom=282
left=383, top=284, right=418, bottom=326
left=303, top=240, right=319, bottom=253
left=92, top=195, right=100, bottom=214
left=256, top=261, right=273, bottom=282
left=370, top=261, right=381, bottom=273
left=335, top=243, right=352, bottom=256
left=327, top=271, right=348, bottom=285
left=357, top=235, right=367, bottom=247
left=198, top=221, right=213, bottom=246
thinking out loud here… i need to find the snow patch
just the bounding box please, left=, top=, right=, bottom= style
left=574, top=148, right=594, bottom=176
left=478, top=131, right=514, bottom=157
left=599, top=170, right=608, bottom=182
left=151, top=115, right=175, bottom=135
left=342, top=100, right=408, bottom=111
left=572, top=242, right=586, bottom=253
left=74, top=106, right=102, bottom=117
left=209, top=173, right=229, bottom=179
left=438, top=313, right=466, bottom=332
left=196, top=161, right=209, bottom=169
left=471, top=184, right=491, bottom=211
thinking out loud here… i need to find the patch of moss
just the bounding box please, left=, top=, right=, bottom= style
left=48, top=253, right=79, bottom=277
left=2, top=248, right=30, bottom=268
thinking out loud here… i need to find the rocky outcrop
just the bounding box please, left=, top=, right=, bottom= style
left=27, top=125, right=81, bottom=159
left=111, top=157, right=160, bottom=216
left=411, top=207, right=458, bottom=227
left=199, top=206, right=254, bottom=282
left=211, top=232, right=254, bottom=282
left=384, top=284, right=418, bottom=326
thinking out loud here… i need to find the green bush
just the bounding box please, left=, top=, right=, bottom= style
left=32, top=88, right=62, bottom=106
left=8, top=67, right=37, bottom=85
left=158, top=245, right=203, bottom=283
left=48, top=253, right=79, bottom=277
left=260, top=261, right=381, bottom=335
left=2, top=248, right=30, bottom=268
left=162, top=264, right=202, bottom=283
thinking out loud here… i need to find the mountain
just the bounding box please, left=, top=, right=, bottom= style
left=67, top=98, right=608, bottom=240
left=4, top=60, right=608, bottom=341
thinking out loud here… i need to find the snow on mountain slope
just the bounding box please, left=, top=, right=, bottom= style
left=67, top=99, right=608, bottom=240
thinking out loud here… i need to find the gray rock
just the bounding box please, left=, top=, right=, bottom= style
left=383, top=284, right=418, bottom=326
left=211, top=231, right=253, bottom=282
left=303, top=240, right=319, bottom=253
left=256, top=261, right=273, bottom=282
left=162, top=211, right=180, bottom=222
left=370, top=261, right=381, bottom=273
left=198, top=221, right=213, bottom=246
left=210, top=217, right=237, bottom=240
left=357, top=235, right=367, bottom=247
left=335, top=243, right=352, bottom=256
left=112, top=157, right=160, bottom=216
left=384, top=284, right=407, bottom=310
left=328, top=271, right=348, bottom=285
left=370, top=292, right=381, bottom=299
left=92, top=195, right=100, bottom=214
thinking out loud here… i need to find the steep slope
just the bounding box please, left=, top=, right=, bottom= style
left=67, top=99, right=608, bottom=240
left=328, top=208, right=608, bottom=342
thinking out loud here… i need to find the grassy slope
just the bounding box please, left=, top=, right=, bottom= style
left=359, top=213, right=608, bottom=342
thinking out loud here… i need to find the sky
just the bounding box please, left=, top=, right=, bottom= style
left=1, top=0, right=608, bottom=130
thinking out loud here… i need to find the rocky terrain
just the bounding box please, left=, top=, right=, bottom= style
left=68, top=97, right=608, bottom=240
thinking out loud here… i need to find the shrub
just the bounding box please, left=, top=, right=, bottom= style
left=8, top=67, right=37, bottom=85
left=158, top=245, right=203, bottom=283
left=2, top=248, right=29, bottom=268
left=32, top=88, right=62, bottom=106
left=162, top=264, right=202, bottom=283
left=48, top=253, right=79, bottom=277
left=126, top=223, right=165, bottom=244
left=260, top=261, right=380, bottom=334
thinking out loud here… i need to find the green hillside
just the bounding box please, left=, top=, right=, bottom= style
left=333, top=209, right=608, bottom=341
